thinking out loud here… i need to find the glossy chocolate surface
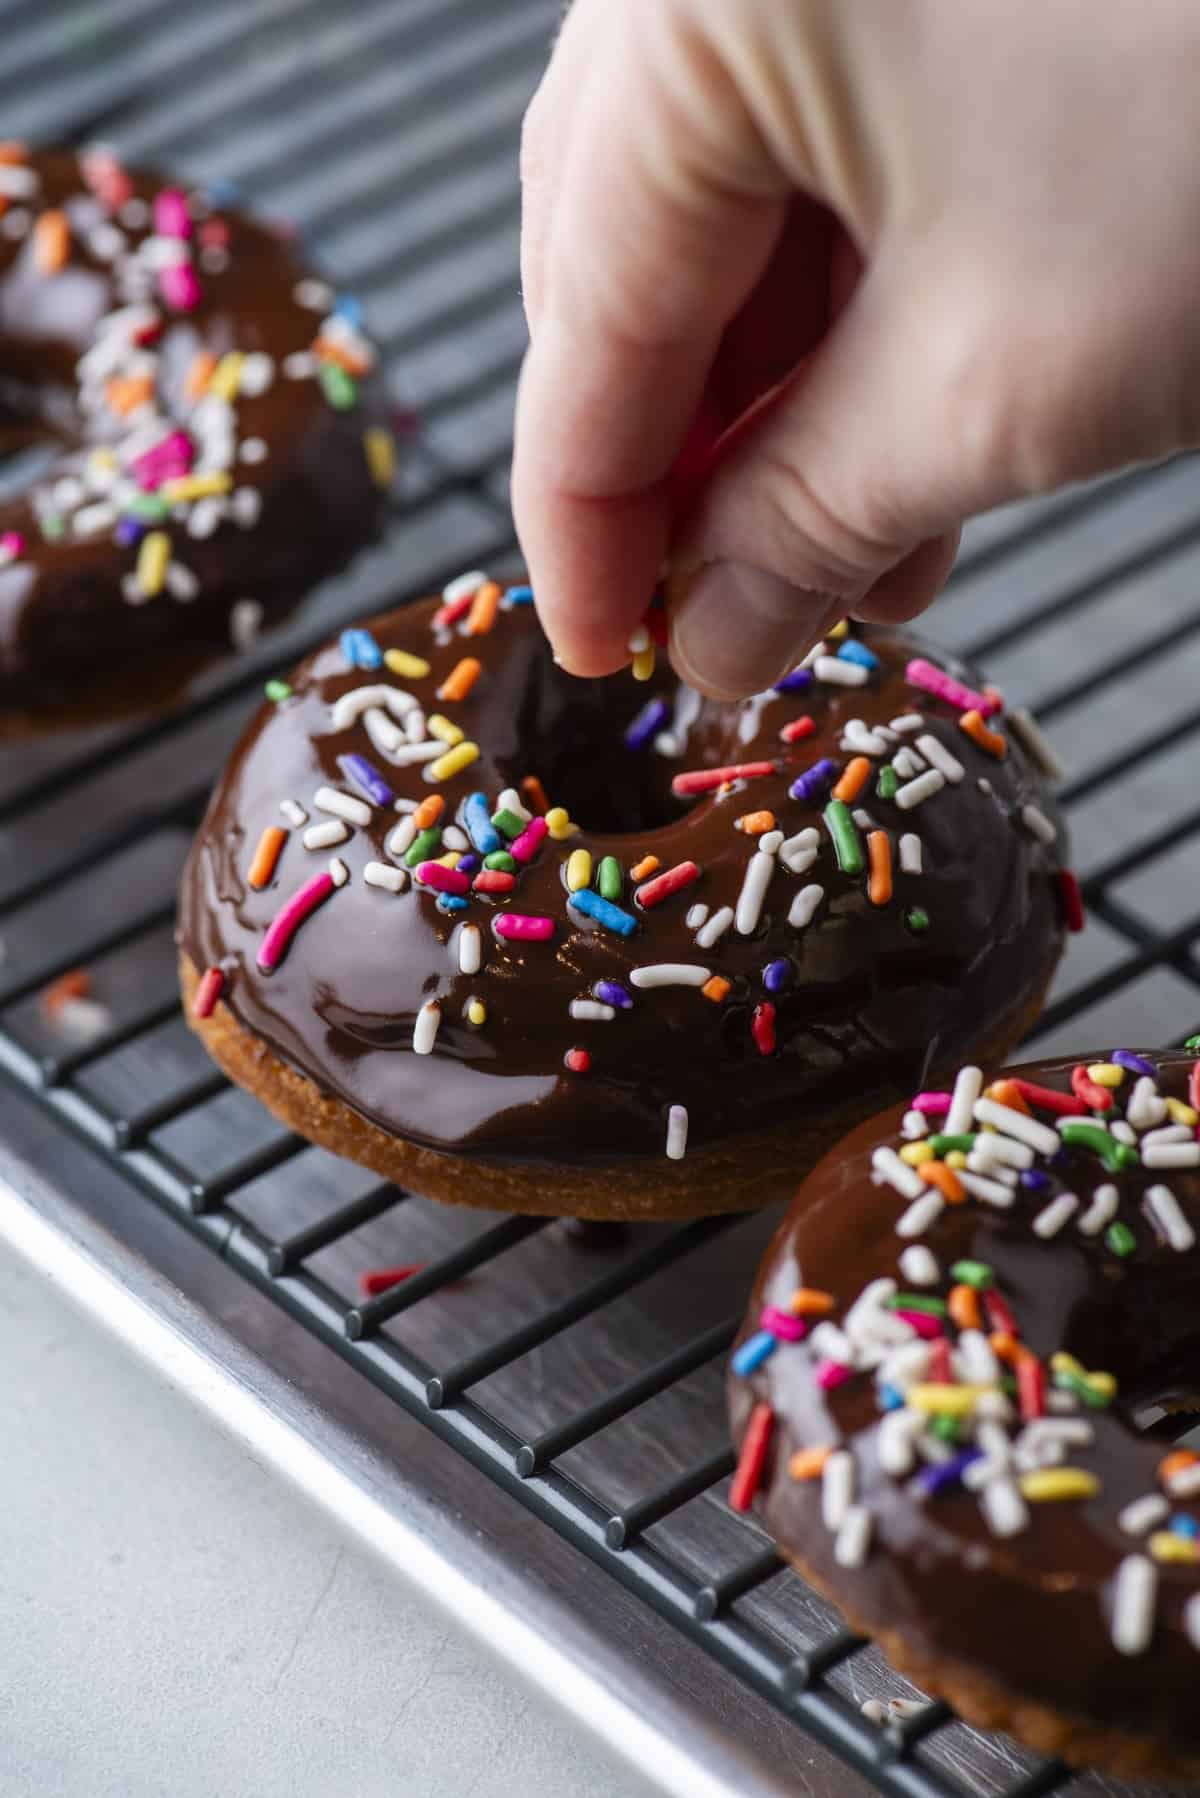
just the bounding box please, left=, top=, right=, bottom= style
left=0, top=148, right=386, bottom=716
left=178, top=593, right=1064, bottom=1166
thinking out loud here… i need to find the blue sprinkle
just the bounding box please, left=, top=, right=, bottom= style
left=206, top=177, right=241, bottom=206
left=114, top=517, right=144, bottom=547
left=338, top=752, right=393, bottom=807
left=503, top=584, right=534, bottom=606
left=333, top=294, right=365, bottom=328
left=763, top=958, right=790, bottom=993
left=878, top=1384, right=905, bottom=1412
left=1171, top=1514, right=1200, bottom=1539
left=463, top=791, right=501, bottom=856
left=593, top=979, right=633, bottom=1009
left=624, top=696, right=670, bottom=751
left=774, top=668, right=813, bottom=694
left=731, top=1331, right=778, bottom=1377
left=1111, top=1049, right=1157, bottom=1078
left=339, top=628, right=382, bottom=670
left=1021, top=1169, right=1052, bottom=1191
left=915, top=1449, right=983, bottom=1498
left=789, top=758, right=837, bottom=804
left=457, top=853, right=480, bottom=876
left=437, top=894, right=469, bottom=914
left=569, top=889, right=639, bottom=938
left=837, top=639, right=879, bottom=670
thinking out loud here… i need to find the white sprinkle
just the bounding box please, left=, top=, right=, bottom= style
left=497, top=787, right=531, bottom=824
left=1166, top=1463, right=1200, bottom=1498
left=232, top=486, right=262, bottom=528
left=630, top=963, right=710, bottom=989
left=778, top=827, right=820, bottom=873
left=840, top=719, right=889, bottom=756
left=915, top=735, right=965, bottom=784
left=283, top=350, right=316, bottom=380
left=898, top=1245, right=939, bottom=1287
left=330, top=684, right=416, bottom=731
left=303, top=819, right=349, bottom=850
left=892, top=746, right=927, bottom=781
left=363, top=707, right=404, bottom=758
left=968, top=1132, right=1033, bottom=1170
left=685, top=903, right=709, bottom=930
left=239, top=436, right=268, bottom=464
left=956, top=1169, right=1016, bottom=1208
left=1020, top=803, right=1058, bottom=846
left=54, top=997, right=112, bottom=1044
left=1142, top=1141, right=1200, bottom=1169
left=165, top=562, right=199, bottom=602
left=945, top=1065, right=983, bottom=1137
left=981, top=1478, right=1029, bottom=1539
left=71, top=500, right=117, bottom=538
left=966, top=1156, right=1017, bottom=1187
left=759, top=829, right=783, bottom=855
left=665, top=1104, right=688, bottom=1160
left=871, top=1146, right=927, bottom=1200
left=851, top=808, right=875, bottom=831
left=894, top=770, right=946, bottom=811
left=901, top=1110, right=928, bottom=1140
left=653, top=731, right=680, bottom=757
left=787, top=884, right=824, bottom=930
left=570, top=999, right=615, bottom=1021
left=279, top=800, right=307, bottom=828
left=239, top=352, right=275, bottom=397
left=814, top=655, right=868, bottom=687
left=314, top=785, right=372, bottom=828
left=387, top=817, right=417, bottom=859
left=834, top=1504, right=872, bottom=1568
left=328, top=856, right=350, bottom=888
left=695, top=905, right=734, bottom=948
left=405, top=709, right=428, bottom=744
left=0, top=206, right=30, bottom=239
left=1185, top=1594, right=1200, bottom=1652
left=809, top=1322, right=855, bottom=1365
left=895, top=1192, right=944, bottom=1238
left=1110, top=1556, right=1157, bottom=1656
left=1126, top=1076, right=1168, bottom=1131
left=1032, top=1192, right=1079, bottom=1238
left=627, top=624, right=650, bottom=655
left=822, top=1451, right=855, bottom=1531
left=878, top=1410, right=922, bottom=1476
left=898, top=834, right=923, bottom=875
left=294, top=277, right=333, bottom=310
left=0, top=165, right=36, bottom=198
left=1142, top=1183, right=1195, bottom=1250
left=389, top=741, right=444, bottom=766
left=878, top=1342, right=931, bottom=1392
left=442, top=569, right=486, bottom=605
left=442, top=825, right=470, bottom=852
left=956, top=1330, right=1000, bottom=1385
left=457, top=922, right=482, bottom=974
left=736, top=849, right=775, bottom=935
left=1008, top=706, right=1067, bottom=783
left=187, top=496, right=226, bottom=539
left=973, top=1096, right=1060, bottom=1157
left=1077, top=1185, right=1119, bottom=1236
left=364, top=861, right=407, bottom=893
left=1136, top=1122, right=1190, bottom=1148
left=229, top=598, right=262, bottom=651
left=413, top=1000, right=441, bottom=1055
left=1110, top=1120, right=1137, bottom=1146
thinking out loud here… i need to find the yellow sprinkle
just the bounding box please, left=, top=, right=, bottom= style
left=1150, top=1531, right=1200, bottom=1564
left=828, top=618, right=849, bottom=640
left=1087, top=1062, right=1125, bottom=1088
left=899, top=1142, right=929, bottom=1167
left=1166, top=1097, right=1199, bottom=1127
left=436, top=852, right=462, bottom=869
left=427, top=741, right=480, bottom=782
left=209, top=351, right=245, bottom=402
left=944, top=1149, right=968, bottom=1170
left=136, top=530, right=170, bottom=597
left=566, top=849, right=592, bottom=892
left=384, top=648, right=430, bottom=680
left=1086, top=1370, right=1117, bottom=1399
left=427, top=713, right=464, bottom=746
left=631, top=646, right=655, bottom=682
left=363, top=426, right=396, bottom=489
left=1050, top=1351, right=1084, bottom=1380
left=159, top=471, right=233, bottom=503
left=466, top=998, right=487, bottom=1027
left=88, top=447, right=118, bottom=476
left=906, top=1384, right=993, bottom=1417
left=1019, top=1469, right=1101, bottom=1503
left=545, top=805, right=577, bottom=840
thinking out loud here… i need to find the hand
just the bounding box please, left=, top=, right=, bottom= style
left=514, top=0, right=1200, bottom=697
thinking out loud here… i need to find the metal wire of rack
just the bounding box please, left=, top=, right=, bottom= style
left=0, top=6, right=1199, bottom=1797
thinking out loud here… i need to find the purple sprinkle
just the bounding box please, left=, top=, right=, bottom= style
left=763, top=958, right=790, bottom=993
left=593, top=979, right=633, bottom=1009
left=1021, top=1168, right=1051, bottom=1191
left=774, top=668, right=813, bottom=694
left=789, top=758, right=837, bottom=804
left=456, top=853, right=480, bottom=876
left=115, top=517, right=144, bottom=547
left=338, top=752, right=393, bottom=807
left=1111, top=1050, right=1157, bottom=1078
left=915, top=1449, right=983, bottom=1499
left=624, top=695, right=670, bottom=751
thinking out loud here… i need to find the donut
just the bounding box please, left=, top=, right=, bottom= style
left=0, top=143, right=391, bottom=727
left=177, top=573, right=1071, bottom=1220
left=728, top=1047, right=1200, bottom=1779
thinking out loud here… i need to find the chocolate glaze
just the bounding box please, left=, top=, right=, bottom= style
left=178, top=592, right=1065, bottom=1167
left=730, top=1051, right=1200, bottom=1751
left=0, top=148, right=387, bottom=718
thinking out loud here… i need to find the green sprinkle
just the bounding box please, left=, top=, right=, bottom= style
left=491, top=807, right=525, bottom=840
left=264, top=678, right=291, bottom=703
left=927, top=1134, right=977, bottom=1156
left=40, top=512, right=65, bottom=540
left=124, top=493, right=170, bottom=521
left=597, top=855, right=623, bottom=901
left=404, top=826, right=442, bottom=868
left=1054, top=1369, right=1115, bottom=1410
left=823, top=800, right=865, bottom=876
left=483, top=850, right=517, bottom=872
left=950, top=1260, right=994, bottom=1290
left=319, top=362, right=358, bottom=410
left=1106, top=1220, right=1137, bottom=1258
left=884, top=1294, right=947, bottom=1316
left=876, top=765, right=899, bottom=801
left=1186, top=1035, right=1200, bottom=1053
left=905, top=907, right=930, bottom=933
left=931, top=1415, right=962, bottom=1444
left=1060, top=1120, right=1140, bottom=1173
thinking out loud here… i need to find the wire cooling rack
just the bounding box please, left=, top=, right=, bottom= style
left=0, top=5, right=1198, bottom=1795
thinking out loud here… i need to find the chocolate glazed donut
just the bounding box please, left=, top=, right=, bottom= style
left=729, top=1050, right=1200, bottom=1780
left=0, top=143, right=391, bottom=727
left=177, top=576, right=1070, bottom=1219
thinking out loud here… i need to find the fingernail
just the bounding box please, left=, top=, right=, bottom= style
left=669, top=561, right=840, bottom=698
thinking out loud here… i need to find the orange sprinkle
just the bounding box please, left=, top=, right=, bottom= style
left=248, top=825, right=288, bottom=890
left=788, top=1446, right=834, bottom=1482
left=989, top=1332, right=1025, bottom=1366
left=867, top=830, right=893, bottom=906
left=831, top=756, right=871, bottom=803
left=788, top=1288, right=836, bottom=1317
left=521, top=774, right=549, bottom=814
left=40, top=968, right=91, bottom=1018
left=917, top=1159, right=965, bottom=1204
left=959, top=709, right=1007, bottom=759
left=184, top=350, right=218, bottom=401
left=105, top=374, right=154, bottom=416
left=33, top=209, right=69, bottom=275
left=0, top=143, right=27, bottom=165
left=737, top=810, right=776, bottom=835
left=987, top=1078, right=1032, bottom=1116
left=311, top=336, right=372, bottom=377
left=1160, top=1450, right=1200, bottom=1483
left=701, top=975, right=731, bottom=1003
left=437, top=657, right=482, bottom=703
left=630, top=855, right=660, bottom=881
left=412, top=794, right=445, bottom=831
left=464, top=578, right=501, bottom=635
left=947, top=1284, right=982, bottom=1333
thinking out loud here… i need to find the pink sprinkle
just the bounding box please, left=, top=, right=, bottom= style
left=494, top=913, right=554, bottom=942
left=0, top=530, right=25, bottom=561
left=906, top=658, right=1001, bottom=718
left=153, top=187, right=192, bottom=239
left=760, top=1307, right=807, bottom=1342
left=257, top=872, right=336, bottom=973
left=416, top=860, right=469, bottom=895
left=816, top=1360, right=852, bottom=1391
left=894, top=1309, right=946, bottom=1340
left=191, top=966, right=225, bottom=1019
left=510, top=815, right=548, bottom=864
left=911, top=1091, right=953, bottom=1115
left=158, top=261, right=201, bottom=312
left=131, top=430, right=193, bottom=490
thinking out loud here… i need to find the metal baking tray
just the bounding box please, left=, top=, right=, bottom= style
left=1, top=4, right=1198, bottom=1794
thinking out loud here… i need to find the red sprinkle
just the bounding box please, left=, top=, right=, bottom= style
left=672, top=760, right=775, bottom=797
left=751, top=1001, right=777, bottom=1056
left=780, top=716, right=816, bottom=744
left=1018, top=1354, right=1046, bottom=1421
left=191, top=966, right=225, bottom=1020
left=359, top=1264, right=424, bottom=1297
left=564, top=1048, right=590, bottom=1073
left=1008, top=1078, right=1088, bottom=1117
left=1057, top=869, right=1085, bottom=933
left=729, top=1401, right=774, bottom=1513
left=432, top=590, right=476, bottom=630
left=927, top=1339, right=954, bottom=1384
left=1190, top=1061, right=1200, bottom=1115
left=983, top=1289, right=1019, bottom=1337
left=636, top=860, right=700, bottom=909
left=472, top=869, right=515, bottom=895
left=1071, top=1063, right=1113, bottom=1112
